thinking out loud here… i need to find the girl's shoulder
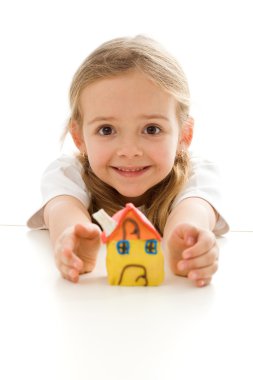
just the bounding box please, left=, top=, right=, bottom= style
left=27, top=154, right=88, bottom=229
left=43, top=153, right=82, bottom=173
left=189, top=151, right=218, bottom=168
left=175, top=151, right=229, bottom=235
left=41, top=153, right=85, bottom=187
left=189, top=152, right=221, bottom=179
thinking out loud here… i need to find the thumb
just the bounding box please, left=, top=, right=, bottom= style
left=174, top=223, right=199, bottom=247
left=74, top=223, right=101, bottom=239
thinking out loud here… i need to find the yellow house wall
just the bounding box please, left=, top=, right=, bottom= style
left=106, top=239, right=164, bottom=286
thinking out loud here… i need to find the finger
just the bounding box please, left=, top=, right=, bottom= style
left=195, top=278, right=212, bottom=287
left=60, top=264, right=79, bottom=283
left=188, top=261, right=219, bottom=281
left=182, top=230, right=217, bottom=259
left=182, top=225, right=199, bottom=247
left=74, top=223, right=101, bottom=239
left=59, top=245, right=95, bottom=274
left=178, top=246, right=218, bottom=272
left=173, top=223, right=199, bottom=245
left=57, top=246, right=84, bottom=272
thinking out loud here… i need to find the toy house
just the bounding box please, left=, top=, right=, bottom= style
left=93, top=203, right=164, bottom=286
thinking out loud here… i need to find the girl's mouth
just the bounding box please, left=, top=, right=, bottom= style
left=111, top=166, right=150, bottom=177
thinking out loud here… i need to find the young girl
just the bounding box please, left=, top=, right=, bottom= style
left=28, top=35, right=229, bottom=287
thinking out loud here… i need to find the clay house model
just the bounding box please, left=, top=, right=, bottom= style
left=93, top=203, right=164, bottom=286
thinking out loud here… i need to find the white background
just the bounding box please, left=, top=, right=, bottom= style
left=0, top=0, right=252, bottom=230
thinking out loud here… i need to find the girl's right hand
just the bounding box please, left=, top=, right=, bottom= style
left=54, top=223, right=102, bottom=283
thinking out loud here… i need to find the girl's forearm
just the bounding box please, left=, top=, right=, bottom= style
left=163, top=197, right=217, bottom=242
left=43, top=195, right=91, bottom=247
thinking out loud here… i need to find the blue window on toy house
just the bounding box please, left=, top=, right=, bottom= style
left=116, top=240, right=130, bottom=255
left=145, top=240, right=157, bottom=254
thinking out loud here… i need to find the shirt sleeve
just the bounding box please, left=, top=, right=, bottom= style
left=27, top=155, right=90, bottom=229
left=171, top=154, right=229, bottom=235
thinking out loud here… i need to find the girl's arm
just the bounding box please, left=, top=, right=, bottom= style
left=44, top=195, right=101, bottom=282
left=163, top=197, right=219, bottom=287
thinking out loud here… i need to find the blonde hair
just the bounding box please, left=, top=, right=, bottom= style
left=67, top=35, right=191, bottom=234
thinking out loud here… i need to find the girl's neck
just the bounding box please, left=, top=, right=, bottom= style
left=120, top=194, right=147, bottom=207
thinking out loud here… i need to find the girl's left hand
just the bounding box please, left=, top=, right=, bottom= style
left=167, top=223, right=219, bottom=287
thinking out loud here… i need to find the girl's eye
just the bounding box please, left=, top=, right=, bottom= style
left=144, top=125, right=161, bottom=135
left=98, top=125, right=114, bottom=135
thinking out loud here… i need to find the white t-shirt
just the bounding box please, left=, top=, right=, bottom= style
left=27, top=154, right=229, bottom=235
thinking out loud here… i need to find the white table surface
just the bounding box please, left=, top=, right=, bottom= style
left=1, top=226, right=252, bottom=380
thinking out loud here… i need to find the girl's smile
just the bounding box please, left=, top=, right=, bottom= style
left=111, top=165, right=151, bottom=177
left=73, top=69, right=184, bottom=199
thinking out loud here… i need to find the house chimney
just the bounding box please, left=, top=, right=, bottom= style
left=92, top=209, right=117, bottom=236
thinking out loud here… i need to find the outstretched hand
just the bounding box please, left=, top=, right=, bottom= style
left=54, top=223, right=101, bottom=283
left=167, top=223, right=219, bottom=287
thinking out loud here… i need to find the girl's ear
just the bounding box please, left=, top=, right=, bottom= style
left=69, top=120, right=86, bottom=153
left=179, top=116, right=194, bottom=148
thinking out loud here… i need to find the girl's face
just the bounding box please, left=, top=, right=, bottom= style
left=73, top=70, right=191, bottom=203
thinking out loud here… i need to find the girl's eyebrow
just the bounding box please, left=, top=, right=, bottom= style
left=87, top=116, right=117, bottom=125
left=88, top=114, right=170, bottom=125
left=138, top=114, right=170, bottom=122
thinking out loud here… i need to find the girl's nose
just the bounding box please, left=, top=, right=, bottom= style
left=116, top=137, right=143, bottom=158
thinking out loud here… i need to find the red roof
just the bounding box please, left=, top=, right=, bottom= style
left=101, top=203, right=161, bottom=243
